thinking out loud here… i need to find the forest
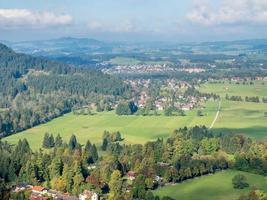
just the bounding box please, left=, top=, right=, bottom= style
left=0, top=43, right=129, bottom=137
left=1, top=126, right=267, bottom=200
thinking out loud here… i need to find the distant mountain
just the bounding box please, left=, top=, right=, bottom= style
left=200, top=39, right=267, bottom=51
left=3, top=37, right=109, bottom=56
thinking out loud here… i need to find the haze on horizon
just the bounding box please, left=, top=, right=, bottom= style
left=1, top=0, right=267, bottom=42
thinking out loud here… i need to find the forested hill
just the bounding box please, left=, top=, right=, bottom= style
left=0, top=43, right=129, bottom=137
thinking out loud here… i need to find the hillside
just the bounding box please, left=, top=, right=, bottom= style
left=0, top=43, right=129, bottom=137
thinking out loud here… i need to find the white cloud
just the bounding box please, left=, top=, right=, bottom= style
left=187, top=0, right=267, bottom=26
left=87, top=20, right=139, bottom=33
left=0, top=9, right=73, bottom=29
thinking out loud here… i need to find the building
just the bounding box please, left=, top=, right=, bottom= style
left=79, top=190, right=99, bottom=200
left=32, top=186, right=48, bottom=195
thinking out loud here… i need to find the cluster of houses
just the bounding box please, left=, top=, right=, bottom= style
left=125, top=78, right=199, bottom=111
left=102, top=64, right=178, bottom=74
left=13, top=184, right=99, bottom=200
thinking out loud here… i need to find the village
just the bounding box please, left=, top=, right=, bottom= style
left=102, top=63, right=205, bottom=75
left=125, top=78, right=204, bottom=112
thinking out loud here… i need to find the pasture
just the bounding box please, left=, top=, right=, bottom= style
left=199, top=81, right=267, bottom=139
left=154, top=170, right=267, bottom=200
left=199, top=81, right=267, bottom=98
left=4, top=101, right=218, bottom=150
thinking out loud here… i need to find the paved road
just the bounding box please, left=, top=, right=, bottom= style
left=209, top=100, right=221, bottom=129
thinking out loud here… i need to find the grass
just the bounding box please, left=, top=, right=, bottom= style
left=153, top=170, right=267, bottom=200
left=212, top=100, right=267, bottom=139
left=198, top=81, right=267, bottom=139
left=199, top=81, right=267, bottom=98
left=4, top=101, right=218, bottom=150
left=109, top=57, right=141, bottom=65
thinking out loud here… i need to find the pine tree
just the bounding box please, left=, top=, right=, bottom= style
left=55, top=134, right=63, bottom=147
left=42, top=133, right=50, bottom=148
left=49, top=134, right=55, bottom=148
left=84, top=140, right=92, bottom=152
left=68, top=134, right=78, bottom=150
left=102, top=138, right=108, bottom=151
left=91, top=144, right=98, bottom=163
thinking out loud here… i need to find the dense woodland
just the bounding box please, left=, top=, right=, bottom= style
left=0, top=43, right=129, bottom=137
left=1, top=126, right=267, bottom=199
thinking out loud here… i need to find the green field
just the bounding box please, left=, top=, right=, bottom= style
left=199, top=81, right=267, bottom=98
left=199, top=81, right=267, bottom=139
left=4, top=101, right=218, bottom=150
left=109, top=57, right=141, bottom=65
left=154, top=170, right=267, bottom=200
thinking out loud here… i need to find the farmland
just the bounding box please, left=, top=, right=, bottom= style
left=154, top=170, right=267, bottom=200
left=4, top=101, right=218, bottom=150
left=199, top=81, right=267, bottom=139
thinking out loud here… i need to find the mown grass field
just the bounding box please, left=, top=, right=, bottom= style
left=199, top=81, right=267, bottom=98
left=4, top=101, right=218, bottom=150
left=199, top=81, right=267, bottom=139
left=154, top=170, right=267, bottom=200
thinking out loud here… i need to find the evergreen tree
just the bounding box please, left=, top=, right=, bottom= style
left=42, top=133, right=50, bottom=148
left=55, top=134, right=63, bottom=147
left=91, top=144, right=98, bottom=163
left=69, top=135, right=78, bottom=150
left=102, top=138, right=108, bottom=151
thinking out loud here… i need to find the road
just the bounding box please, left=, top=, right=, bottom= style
left=209, top=100, right=221, bottom=129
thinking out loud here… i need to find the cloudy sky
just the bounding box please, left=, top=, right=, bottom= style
left=1, top=0, right=267, bottom=42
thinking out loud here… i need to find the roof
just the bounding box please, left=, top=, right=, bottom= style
left=32, top=186, right=45, bottom=192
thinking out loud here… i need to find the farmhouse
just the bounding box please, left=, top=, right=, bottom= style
left=32, top=186, right=48, bottom=195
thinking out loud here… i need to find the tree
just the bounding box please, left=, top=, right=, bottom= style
left=84, top=140, right=92, bottom=152
left=55, top=134, right=63, bottom=147
left=116, top=102, right=131, bottom=115
left=116, top=101, right=138, bottom=115
left=109, top=170, right=122, bottom=200
left=232, top=174, right=249, bottom=189
left=91, top=144, right=98, bottom=163
left=42, top=133, right=54, bottom=148
left=69, top=134, right=78, bottom=150
left=42, top=133, right=50, bottom=148
left=72, top=161, right=84, bottom=195
left=102, top=138, right=108, bottom=151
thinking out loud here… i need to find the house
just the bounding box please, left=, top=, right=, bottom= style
left=79, top=190, right=99, bottom=200
left=32, top=186, right=48, bottom=195
left=127, top=171, right=137, bottom=181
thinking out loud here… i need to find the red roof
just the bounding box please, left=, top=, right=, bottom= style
left=32, top=186, right=45, bottom=192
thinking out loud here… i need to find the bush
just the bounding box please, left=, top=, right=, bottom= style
left=232, top=174, right=249, bottom=189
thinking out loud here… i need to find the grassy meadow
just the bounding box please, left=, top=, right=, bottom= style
left=4, top=101, right=218, bottom=150
left=199, top=81, right=267, bottom=139
left=154, top=170, right=267, bottom=200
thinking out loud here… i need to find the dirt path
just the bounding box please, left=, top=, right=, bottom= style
left=209, top=100, right=221, bottom=129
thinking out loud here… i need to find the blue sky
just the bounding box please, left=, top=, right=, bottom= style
left=0, top=0, right=267, bottom=42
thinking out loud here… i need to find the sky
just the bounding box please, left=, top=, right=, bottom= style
left=0, top=0, right=267, bottom=42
